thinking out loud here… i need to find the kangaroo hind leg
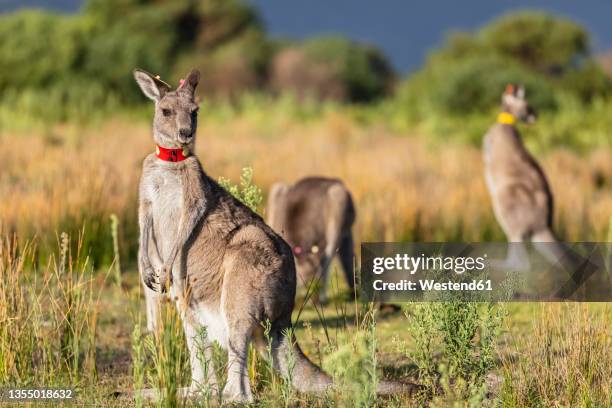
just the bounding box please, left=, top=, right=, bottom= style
left=180, top=309, right=219, bottom=396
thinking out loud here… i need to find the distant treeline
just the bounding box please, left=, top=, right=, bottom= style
left=0, top=0, right=610, bottom=123
left=0, top=0, right=393, bottom=121
left=396, top=12, right=611, bottom=118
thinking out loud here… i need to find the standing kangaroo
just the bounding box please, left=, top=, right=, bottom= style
left=266, top=177, right=356, bottom=302
left=134, top=69, right=415, bottom=402
left=483, top=84, right=565, bottom=268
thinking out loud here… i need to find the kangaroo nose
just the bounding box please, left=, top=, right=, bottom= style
left=179, top=128, right=191, bottom=139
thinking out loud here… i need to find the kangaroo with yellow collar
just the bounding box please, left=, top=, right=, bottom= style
left=483, top=84, right=565, bottom=268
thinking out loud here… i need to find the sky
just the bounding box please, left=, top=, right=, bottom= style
left=2, top=0, right=611, bottom=73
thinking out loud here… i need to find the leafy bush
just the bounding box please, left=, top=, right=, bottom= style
left=218, top=167, right=263, bottom=213
left=326, top=330, right=378, bottom=406
left=268, top=47, right=347, bottom=102
left=398, top=55, right=557, bottom=117
left=267, top=36, right=394, bottom=103
left=300, top=36, right=394, bottom=102
left=561, top=60, right=612, bottom=102
left=396, top=11, right=611, bottom=113
left=391, top=11, right=612, bottom=146
left=325, top=309, right=379, bottom=407
left=191, top=0, right=264, bottom=49
left=477, top=12, right=589, bottom=73
left=175, top=30, right=272, bottom=99
left=0, top=11, right=87, bottom=91
left=83, top=5, right=179, bottom=103
left=0, top=0, right=271, bottom=119
left=84, top=0, right=269, bottom=103
left=403, top=301, right=504, bottom=399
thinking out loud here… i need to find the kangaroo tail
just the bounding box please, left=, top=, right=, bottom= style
left=531, top=227, right=558, bottom=243
left=267, top=324, right=422, bottom=396
left=531, top=228, right=570, bottom=265
left=271, top=331, right=332, bottom=393
left=377, top=379, right=424, bottom=396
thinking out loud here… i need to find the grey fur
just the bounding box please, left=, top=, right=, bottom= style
left=483, top=85, right=566, bottom=268
left=266, top=177, right=356, bottom=302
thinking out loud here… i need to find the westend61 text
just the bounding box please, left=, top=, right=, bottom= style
left=373, top=279, right=493, bottom=292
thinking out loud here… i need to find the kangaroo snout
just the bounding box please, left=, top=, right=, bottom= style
left=526, top=106, right=537, bottom=124
left=178, top=128, right=193, bottom=143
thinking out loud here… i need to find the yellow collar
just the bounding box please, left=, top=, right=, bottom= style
left=497, top=112, right=516, bottom=125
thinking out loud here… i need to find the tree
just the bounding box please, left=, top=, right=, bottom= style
left=479, top=12, right=589, bottom=75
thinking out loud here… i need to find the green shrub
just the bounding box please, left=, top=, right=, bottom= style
left=403, top=301, right=504, bottom=399
left=175, top=30, right=272, bottom=99
left=0, top=11, right=87, bottom=91
left=83, top=6, right=178, bottom=104
left=419, top=56, right=556, bottom=115
left=326, top=311, right=379, bottom=407
left=0, top=0, right=271, bottom=121
left=301, top=36, right=394, bottom=102
left=396, top=11, right=611, bottom=117
left=218, top=167, right=263, bottom=214
left=390, top=11, right=612, bottom=148
left=560, top=61, right=612, bottom=103
left=191, top=0, right=264, bottom=49
left=478, top=12, right=589, bottom=72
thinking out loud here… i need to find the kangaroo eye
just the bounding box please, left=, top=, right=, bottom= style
left=162, top=108, right=172, bottom=117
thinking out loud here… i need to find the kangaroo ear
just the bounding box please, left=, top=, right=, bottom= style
left=269, top=182, right=289, bottom=202
left=133, top=69, right=170, bottom=101
left=266, top=182, right=290, bottom=226
left=180, top=69, right=200, bottom=96
left=516, top=85, right=526, bottom=99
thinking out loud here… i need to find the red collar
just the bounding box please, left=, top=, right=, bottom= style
left=155, top=145, right=189, bottom=162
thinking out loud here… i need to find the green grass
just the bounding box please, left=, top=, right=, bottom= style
left=1, top=235, right=610, bottom=407
left=3, top=91, right=610, bottom=152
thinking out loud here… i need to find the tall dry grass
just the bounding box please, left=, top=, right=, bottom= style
left=0, top=232, right=100, bottom=386
left=501, top=303, right=611, bottom=407
left=1, top=113, right=609, bottom=266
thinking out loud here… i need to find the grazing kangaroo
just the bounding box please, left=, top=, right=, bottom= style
left=267, top=177, right=356, bottom=302
left=134, top=69, right=416, bottom=402
left=483, top=84, right=566, bottom=268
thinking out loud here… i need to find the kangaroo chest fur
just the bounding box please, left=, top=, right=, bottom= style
left=483, top=124, right=548, bottom=191
left=147, top=163, right=184, bottom=259
left=140, top=154, right=269, bottom=304
left=484, top=125, right=527, bottom=191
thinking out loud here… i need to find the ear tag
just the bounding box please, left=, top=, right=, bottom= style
left=147, top=71, right=171, bottom=90
left=311, top=245, right=319, bottom=254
